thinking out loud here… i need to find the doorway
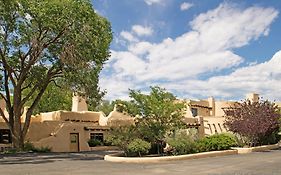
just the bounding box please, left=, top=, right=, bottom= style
left=70, top=133, right=79, bottom=152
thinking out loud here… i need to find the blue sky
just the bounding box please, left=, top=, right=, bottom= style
left=92, top=0, right=281, bottom=101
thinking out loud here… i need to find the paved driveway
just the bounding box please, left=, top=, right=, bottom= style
left=0, top=149, right=281, bottom=175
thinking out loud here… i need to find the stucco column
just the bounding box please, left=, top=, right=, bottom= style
left=198, top=116, right=205, bottom=138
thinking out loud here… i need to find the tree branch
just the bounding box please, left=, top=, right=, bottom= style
left=3, top=69, right=12, bottom=113
left=43, top=24, right=70, bottom=48
left=0, top=93, right=8, bottom=103
left=21, top=81, right=33, bottom=91
left=20, top=65, right=61, bottom=108
left=20, top=83, right=39, bottom=107
left=0, top=48, right=17, bottom=87
left=22, top=78, right=50, bottom=137
left=0, top=22, right=17, bottom=87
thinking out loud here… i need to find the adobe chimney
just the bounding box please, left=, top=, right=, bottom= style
left=71, top=95, right=88, bottom=112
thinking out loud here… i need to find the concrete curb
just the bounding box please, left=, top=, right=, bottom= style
left=104, top=150, right=238, bottom=163
left=232, top=144, right=280, bottom=154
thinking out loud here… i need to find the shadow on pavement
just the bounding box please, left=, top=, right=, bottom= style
left=0, top=150, right=119, bottom=165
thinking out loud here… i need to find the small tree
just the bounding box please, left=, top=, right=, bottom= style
left=127, top=139, right=151, bottom=157
left=224, top=99, right=280, bottom=146
left=105, top=125, right=139, bottom=156
left=118, top=86, right=186, bottom=154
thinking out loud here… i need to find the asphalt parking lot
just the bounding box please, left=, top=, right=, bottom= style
left=0, top=149, right=281, bottom=175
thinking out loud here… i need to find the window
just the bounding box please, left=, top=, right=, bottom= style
left=191, top=108, right=198, bottom=117
left=90, top=133, right=103, bottom=142
left=0, top=129, right=12, bottom=144
left=70, top=134, right=78, bottom=143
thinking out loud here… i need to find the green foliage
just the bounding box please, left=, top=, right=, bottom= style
left=127, top=139, right=151, bottom=157
left=103, top=138, right=113, bottom=146
left=2, top=149, right=17, bottom=154
left=106, top=125, right=139, bottom=155
left=33, top=146, right=51, bottom=153
left=196, top=133, right=237, bottom=152
left=24, top=142, right=51, bottom=153
left=23, top=142, right=35, bottom=151
left=166, top=131, right=197, bottom=155
left=88, top=139, right=103, bottom=147
left=25, top=82, right=72, bottom=114
left=117, top=86, right=186, bottom=154
left=104, top=136, right=114, bottom=147
left=94, top=100, right=115, bottom=116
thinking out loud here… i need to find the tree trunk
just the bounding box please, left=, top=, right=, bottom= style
left=12, top=133, right=24, bottom=151
left=12, top=111, right=25, bottom=151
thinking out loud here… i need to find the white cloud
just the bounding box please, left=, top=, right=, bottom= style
left=120, top=31, right=138, bottom=42
left=190, top=3, right=278, bottom=51
left=169, top=50, right=281, bottom=100
left=180, top=2, right=193, bottom=11
left=132, top=25, right=153, bottom=36
left=119, top=25, right=153, bottom=44
left=111, top=51, right=146, bottom=76
left=144, top=0, right=165, bottom=5
left=101, top=3, right=279, bottom=100
left=128, top=42, right=153, bottom=55
left=99, top=77, right=134, bottom=100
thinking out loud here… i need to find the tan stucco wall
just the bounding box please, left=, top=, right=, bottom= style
left=0, top=99, right=5, bottom=112
left=32, top=122, right=108, bottom=152
left=214, top=101, right=236, bottom=116
left=0, top=122, right=9, bottom=129
left=26, top=121, right=61, bottom=142
left=185, top=99, right=211, bottom=118
left=0, top=99, right=10, bottom=123
left=40, top=111, right=105, bottom=123
left=202, top=116, right=227, bottom=136
left=0, top=109, right=111, bottom=152
left=107, top=111, right=135, bottom=127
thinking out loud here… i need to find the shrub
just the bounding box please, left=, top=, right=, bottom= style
left=224, top=100, right=281, bottom=146
left=103, top=137, right=113, bottom=146
left=24, top=142, right=51, bottom=153
left=3, top=149, right=17, bottom=154
left=127, top=139, right=151, bottom=157
left=88, top=139, right=103, bottom=147
left=196, top=133, right=237, bottom=152
left=166, top=131, right=197, bottom=155
left=24, top=142, right=35, bottom=152
left=33, top=146, right=51, bottom=153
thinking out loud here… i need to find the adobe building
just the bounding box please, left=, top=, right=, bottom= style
left=1, top=93, right=280, bottom=152
left=184, top=93, right=281, bottom=137
left=183, top=96, right=236, bottom=136
left=0, top=96, right=133, bottom=152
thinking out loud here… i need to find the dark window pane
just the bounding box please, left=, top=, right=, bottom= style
left=90, top=133, right=103, bottom=142
left=191, top=108, right=198, bottom=117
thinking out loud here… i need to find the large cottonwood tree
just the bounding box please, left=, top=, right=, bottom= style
left=0, top=0, right=112, bottom=149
